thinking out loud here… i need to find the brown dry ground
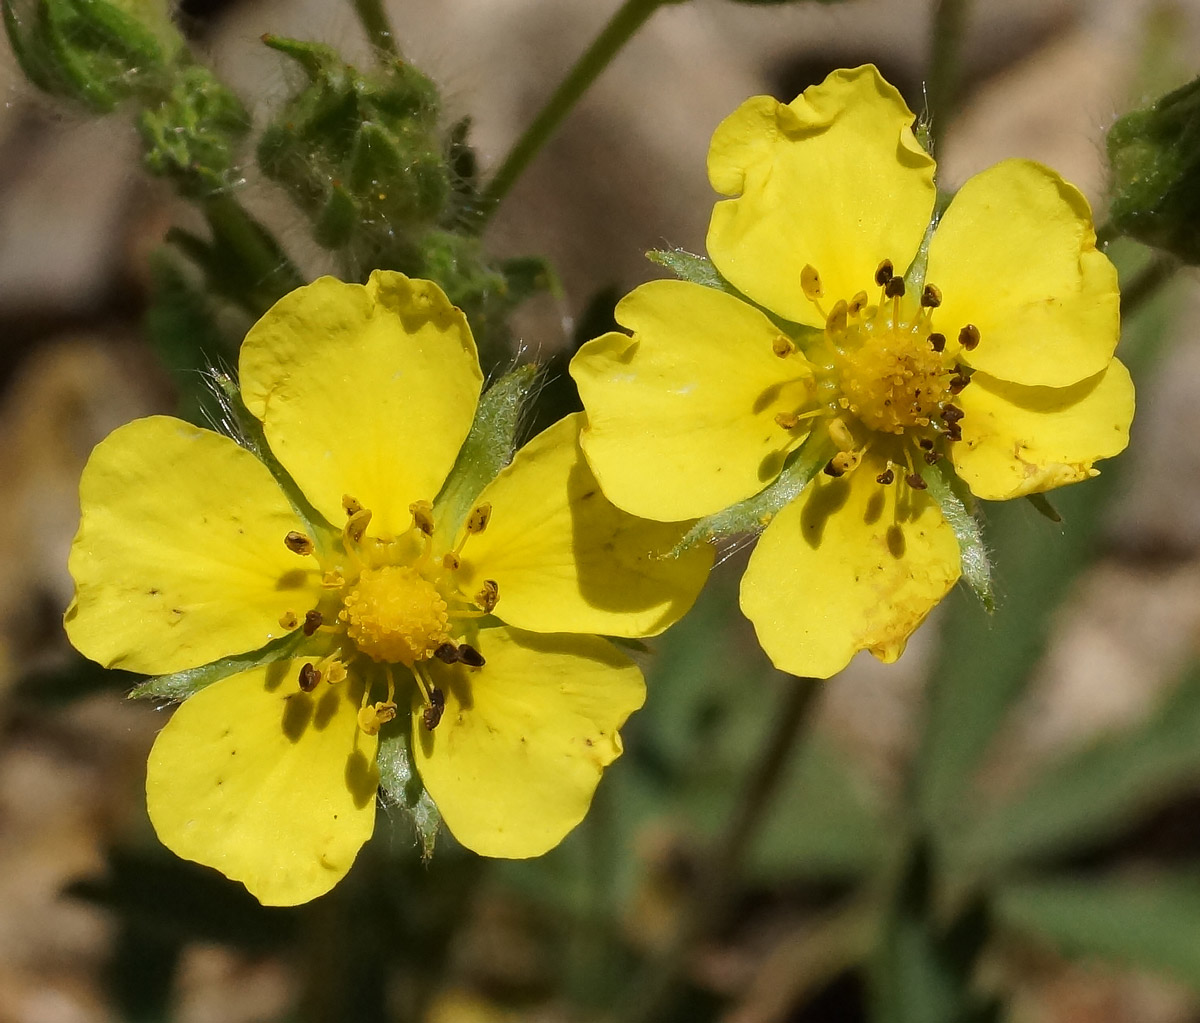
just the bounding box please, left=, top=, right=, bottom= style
left=1, top=1, right=1199, bottom=1021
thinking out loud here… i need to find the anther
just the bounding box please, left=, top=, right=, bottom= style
left=941, top=404, right=964, bottom=424
left=284, top=531, right=314, bottom=556
left=848, top=290, right=869, bottom=316
left=918, top=438, right=934, bottom=451
left=801, top=264, right=823, bottom=301
left=772, top=335, right=795, bottom=358
left=303, top=609, right=323, bottom=636
left=458, top=644, right=486, bottom=667
left=475, top=580, right=499, bottom=613
left=298, top=662, right=321, bottom=692
left=826, top=299, right=848, bottom=334
left=422, top=688, right=446, bottom=731
left=346, top=508, right=372, bottom=543
left=433, top=642, right=460, bottom=664
left=410, top=500, right=435, bottom=536
left=775, top=411, right=801, bottom=430
left=874, top=259, right=894, bottom=287
left=923, top=450, right=939, bottom=465
left=905, top=472, right=928, bottom=490
left=958, top=324, right=980, bottom=351
left=466, top=503, right=492, bottom=535
left=884, top=276, right=906, bottom=299
left=928, top=332, right=946, bottom=353
left=921, top=284, right=942, bottom=308
left=279, top=610, right=299, bottom=630
left=945, top=424, right=963, bottom=442
left=358, top=701, right=397, bottom=736
left=442, top=551, right=461, bottom=571
left=823, top=459, right=845, bottom=478
left=876, top=468, right=895, bottom=485
left=342, top=495, right=363, bottom=517
left=323, top=660, right=347, bottom=685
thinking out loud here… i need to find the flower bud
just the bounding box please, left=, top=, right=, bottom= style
left=1107, top=75, right=1200, bottom=264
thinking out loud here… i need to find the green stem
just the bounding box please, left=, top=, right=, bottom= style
left=925, top=0, right=973, bottom=155
left=621, top=676, right=822, bottom=1023
left=1120, top=253, right=1178, bottom=319
left=201, top=194, right=305, bottom=315
left=351, top=0, right=399, bottom=57
left=477, top=0, right=681, bottom=224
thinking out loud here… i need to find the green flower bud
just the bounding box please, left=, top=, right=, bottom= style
left=1108, top=75, right=1200, bottom=264
left=137, top=64, right=250, bottom=199
left=3, top=0, right=181, bottom=111
left=256, top=34, right=450, bottom=254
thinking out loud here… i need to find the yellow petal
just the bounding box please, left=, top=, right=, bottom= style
left=413, top=628, right=644, bottom=858
left=146, top=662, right=378, bottom=906
left=740, top=455, right=961, bottom=678
left=950, top=360, right=1134, bottom=501
left=570, top=279, right=811, bottom=520
left=706, top=65, right=935, bottom=326
left=64, top=416, right=321, bottom=675
left=925, top=159, right=1119, bottom=388
left=239, top=272, right=483, bottom=537
left=457, top=414, right=712, bottom=638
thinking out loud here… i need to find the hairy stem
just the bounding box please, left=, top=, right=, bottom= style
left=926, top=0, right=973, bottom=155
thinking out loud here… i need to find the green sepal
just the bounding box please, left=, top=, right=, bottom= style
left=1025, top=492, right=1062, bottom=523
left=919, top=457, right=994, bottom=612
left=433, top=363, right=541, bottom=544
left=313, top=181, right=358, bottom=249
left=3, top=0, right=62, bottom=93
left=128, top=630, right=308, bottom=702
left=670, top=432, right=832, bottom=556
left=377, top=725, right=441, bottom=860
left=646, top=248, right=739, bottom=295
left=72, top=0, right=166, bottom=71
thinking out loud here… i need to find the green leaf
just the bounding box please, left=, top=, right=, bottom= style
left=957, top=664, right=1200, bottom=872
left=433, top=363, right=541, bottom=543
left=129, top=631, right=307, bottom=702
left=670, top=433, right=832, bottom=555
left=996, top=872, right=1200, bottom=989
left=377, top=726, right=440, bottom=859
left=919, top=457, right=993, bottom=612
left=646, top=248, right=739, bottom=294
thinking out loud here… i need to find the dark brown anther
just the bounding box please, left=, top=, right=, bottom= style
left=874, top=259, right=894, bottom=287
left=949, top=375, right=969, bottom=394
left=433, top=642, right=460, bottom=664
left=422, top=688, right=446, bottom=730
left=928, top=332, right=946, bottom=353
left=284, top=531, right=314, bottom=556
left=823, top=459, right=845, bottom=478
left=303, top=609, right=323, bottom=636
left=946, top=424, right=963, bottom=442
left=940, top=404, right=964, bottom=424
left=298, top=662, right=321, bottom=692
left=924, top=450, right=939, bottom=465
left=918, top=438, right=934, bottom=450
left=905, top=473, right=928, bottom=490
left=921, top=283, right=942, bottom=308
left=958, top=324, right=980, bottom=351
left=876, top=468, right=895, bottom=485
left=475, top=580, right=499, bottom=613
left=884, top=276, right=906, bottom=299
left=458, top=644, right=486, bottom=667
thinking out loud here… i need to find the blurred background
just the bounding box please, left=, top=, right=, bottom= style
left=4, top=0, right=1200, bottom=1020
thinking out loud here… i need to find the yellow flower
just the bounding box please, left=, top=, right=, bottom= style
left=64, top=271, right=711, bottom=906
left=570, top=65, right=1133, bottom=680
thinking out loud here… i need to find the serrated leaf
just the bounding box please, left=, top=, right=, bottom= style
left=433, top=363, right=541, bottom=543
left=670, top=433, right=832, bottom=555
left=919, top=458, right=993, bottom=612
left=129, top=631, right=307, bottom=702
left=646, top=248, right=738, bottom=294
left=996, top=872, right=1200, bottom=989
left=957, top=663, right=1200, bottom=872
left=377, top=727, right=440, bottom=859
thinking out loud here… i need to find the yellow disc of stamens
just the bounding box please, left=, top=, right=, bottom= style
left=801, top=264, right=823, bottom=301
left=340, top=565, right=451, bottom=666
left=835, top=327, right=952, bottom=435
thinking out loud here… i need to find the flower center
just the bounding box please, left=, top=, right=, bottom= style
left=775, top=259, right=978, bottom=489
left=340, top=565, right=450, bottom=666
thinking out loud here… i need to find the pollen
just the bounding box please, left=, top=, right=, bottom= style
left=339, top=565, right=451, bottom=666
